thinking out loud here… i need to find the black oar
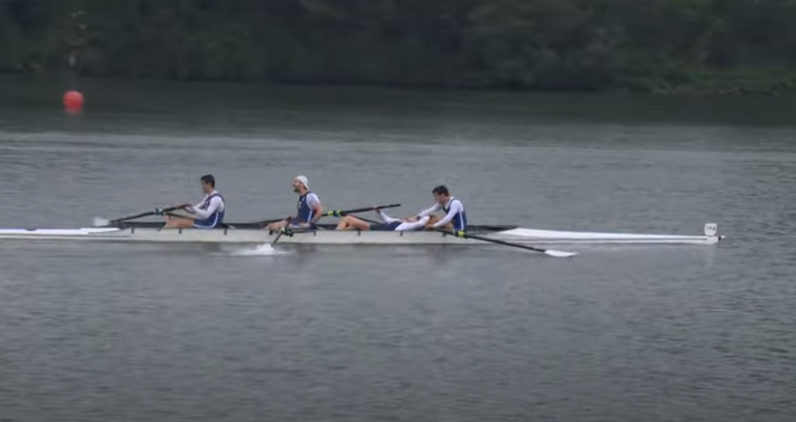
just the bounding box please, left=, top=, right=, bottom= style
left=351, top=214, right=576, bottom=258
left=253, top=203, right=402, bottom=226
left=108, top=205, right=187, bottom=224
left=270, top=218, right=292, bottom=246
left=322, top=204, right=401, bottom=218
left=438, top=229, right=577, bottom=258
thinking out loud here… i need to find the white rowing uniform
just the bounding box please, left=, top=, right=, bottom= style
left=185, top=190, right=225, bottom=228
left=416, top=197, right=467, bottom=231
left=374, top=210, right=429, bottom=231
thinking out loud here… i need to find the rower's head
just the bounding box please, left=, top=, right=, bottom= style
left=200, top=174, right=216, bottom=194
left=293, top=175, right=310, bottom=194
left=432, top=185, right=450, bottom=206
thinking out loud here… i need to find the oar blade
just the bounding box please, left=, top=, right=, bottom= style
left=544, top=249, right=578, bottom=258
left=92, top=217, right=111, bottom=227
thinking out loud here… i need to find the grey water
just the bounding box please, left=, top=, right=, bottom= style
left=1, top=77, right=795, bottom=422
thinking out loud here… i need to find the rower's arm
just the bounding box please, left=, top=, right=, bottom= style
left=416, top=203, right=440, bottom=218
left=395, top=216, right=429, bottom=231
left=308, top=194, right=323, bottom=224
left=432, top=200, right=462, bottom=228
left=184, top=198, right=205, bottom=214
left=377, top=210, right=401, bottom=224
left=188, top=197, right=222, bottom=220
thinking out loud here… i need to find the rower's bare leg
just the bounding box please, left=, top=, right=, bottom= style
left=335, top=216, right=350, bottom=230
left=266, top=219, right=289, bottom=231
left=162, top=216, right=194, bottom=229
left=336, top=215, right=371, bottom=231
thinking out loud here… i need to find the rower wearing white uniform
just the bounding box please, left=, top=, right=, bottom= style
left=417, top=185, right=467, bottom=232
left=335, top=207, right=446, bottom=231
left=162, top=174, right=226, bottom=229
left=266, top=175, right=323, bottom=230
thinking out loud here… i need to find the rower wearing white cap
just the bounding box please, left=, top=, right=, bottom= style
left=266, top=175, right=323, bottom=230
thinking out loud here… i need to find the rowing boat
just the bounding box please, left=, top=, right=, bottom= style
left=0, top=222, right=723, bottom=245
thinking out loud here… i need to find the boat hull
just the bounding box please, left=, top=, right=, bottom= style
left=0, top=225, right=722, bottom=245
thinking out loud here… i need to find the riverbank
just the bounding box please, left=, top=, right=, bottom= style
left=3, top=65, right=794, bottom=97
left=659, top=67, right=796, bottom=96
left=2, top=74, right=794, bottom=131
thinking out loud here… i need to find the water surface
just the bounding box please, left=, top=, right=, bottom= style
left=1, top=78, right=795, bottom=422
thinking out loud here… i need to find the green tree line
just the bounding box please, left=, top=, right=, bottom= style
left=1, top=0, right=794, bottom=93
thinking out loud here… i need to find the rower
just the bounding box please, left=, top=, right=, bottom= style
left=266, top=175, right=323, bottom=230
left=417, top=185, right=467, bottom=231
left=336, top=207, right=446, bottom=231
left=162, top=174, right=225, bottom=229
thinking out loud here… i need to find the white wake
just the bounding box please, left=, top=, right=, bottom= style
left=225, top=243, right=287, bottom=256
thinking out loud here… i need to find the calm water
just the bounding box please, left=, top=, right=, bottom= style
left=1, top=78, right=795, bottom=422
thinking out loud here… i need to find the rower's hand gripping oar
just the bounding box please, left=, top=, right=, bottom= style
left=438, top=229, right=577, bottom=258
left=255, top=203, right=402, bottom=226
left=270, top=218, right=293, bottom=246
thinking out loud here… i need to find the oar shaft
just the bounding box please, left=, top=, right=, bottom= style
left=324, top=204, right=401, bottom=217
left=451, top=231, right=547, bottom=253
left=356, top=215, right=549, bottom=253
left=434, top=228, right=576, bottom=257
left=110, top=205, right=184, bottom=224
left=255, top=203, right=401, bottom=225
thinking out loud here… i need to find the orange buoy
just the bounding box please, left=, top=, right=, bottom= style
left=63, top=90, right=84, bottom=112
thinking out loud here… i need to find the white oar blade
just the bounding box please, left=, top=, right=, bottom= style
left=544, top=249, right=577, bottom=258
left=92, top=217, right=110, bottom=227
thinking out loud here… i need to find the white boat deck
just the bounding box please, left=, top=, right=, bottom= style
left=0, top=223, right=723, bottom=245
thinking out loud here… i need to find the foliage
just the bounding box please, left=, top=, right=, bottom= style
left=1, top=0, right=794, bottom=93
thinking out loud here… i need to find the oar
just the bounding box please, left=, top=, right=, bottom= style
left=352, top=214, right=576, bottom=258
left=253, top=203, right=402, bottom=226
left=439, top=229, right=577, bottom=258
left=104, top=205, right=187, bottom=225
left=322, top=204, right=401, bottom=218
left=270, top=218, right=292, bottom=246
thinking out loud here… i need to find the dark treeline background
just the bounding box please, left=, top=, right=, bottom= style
left=1, top=0, right=794, bottom=93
